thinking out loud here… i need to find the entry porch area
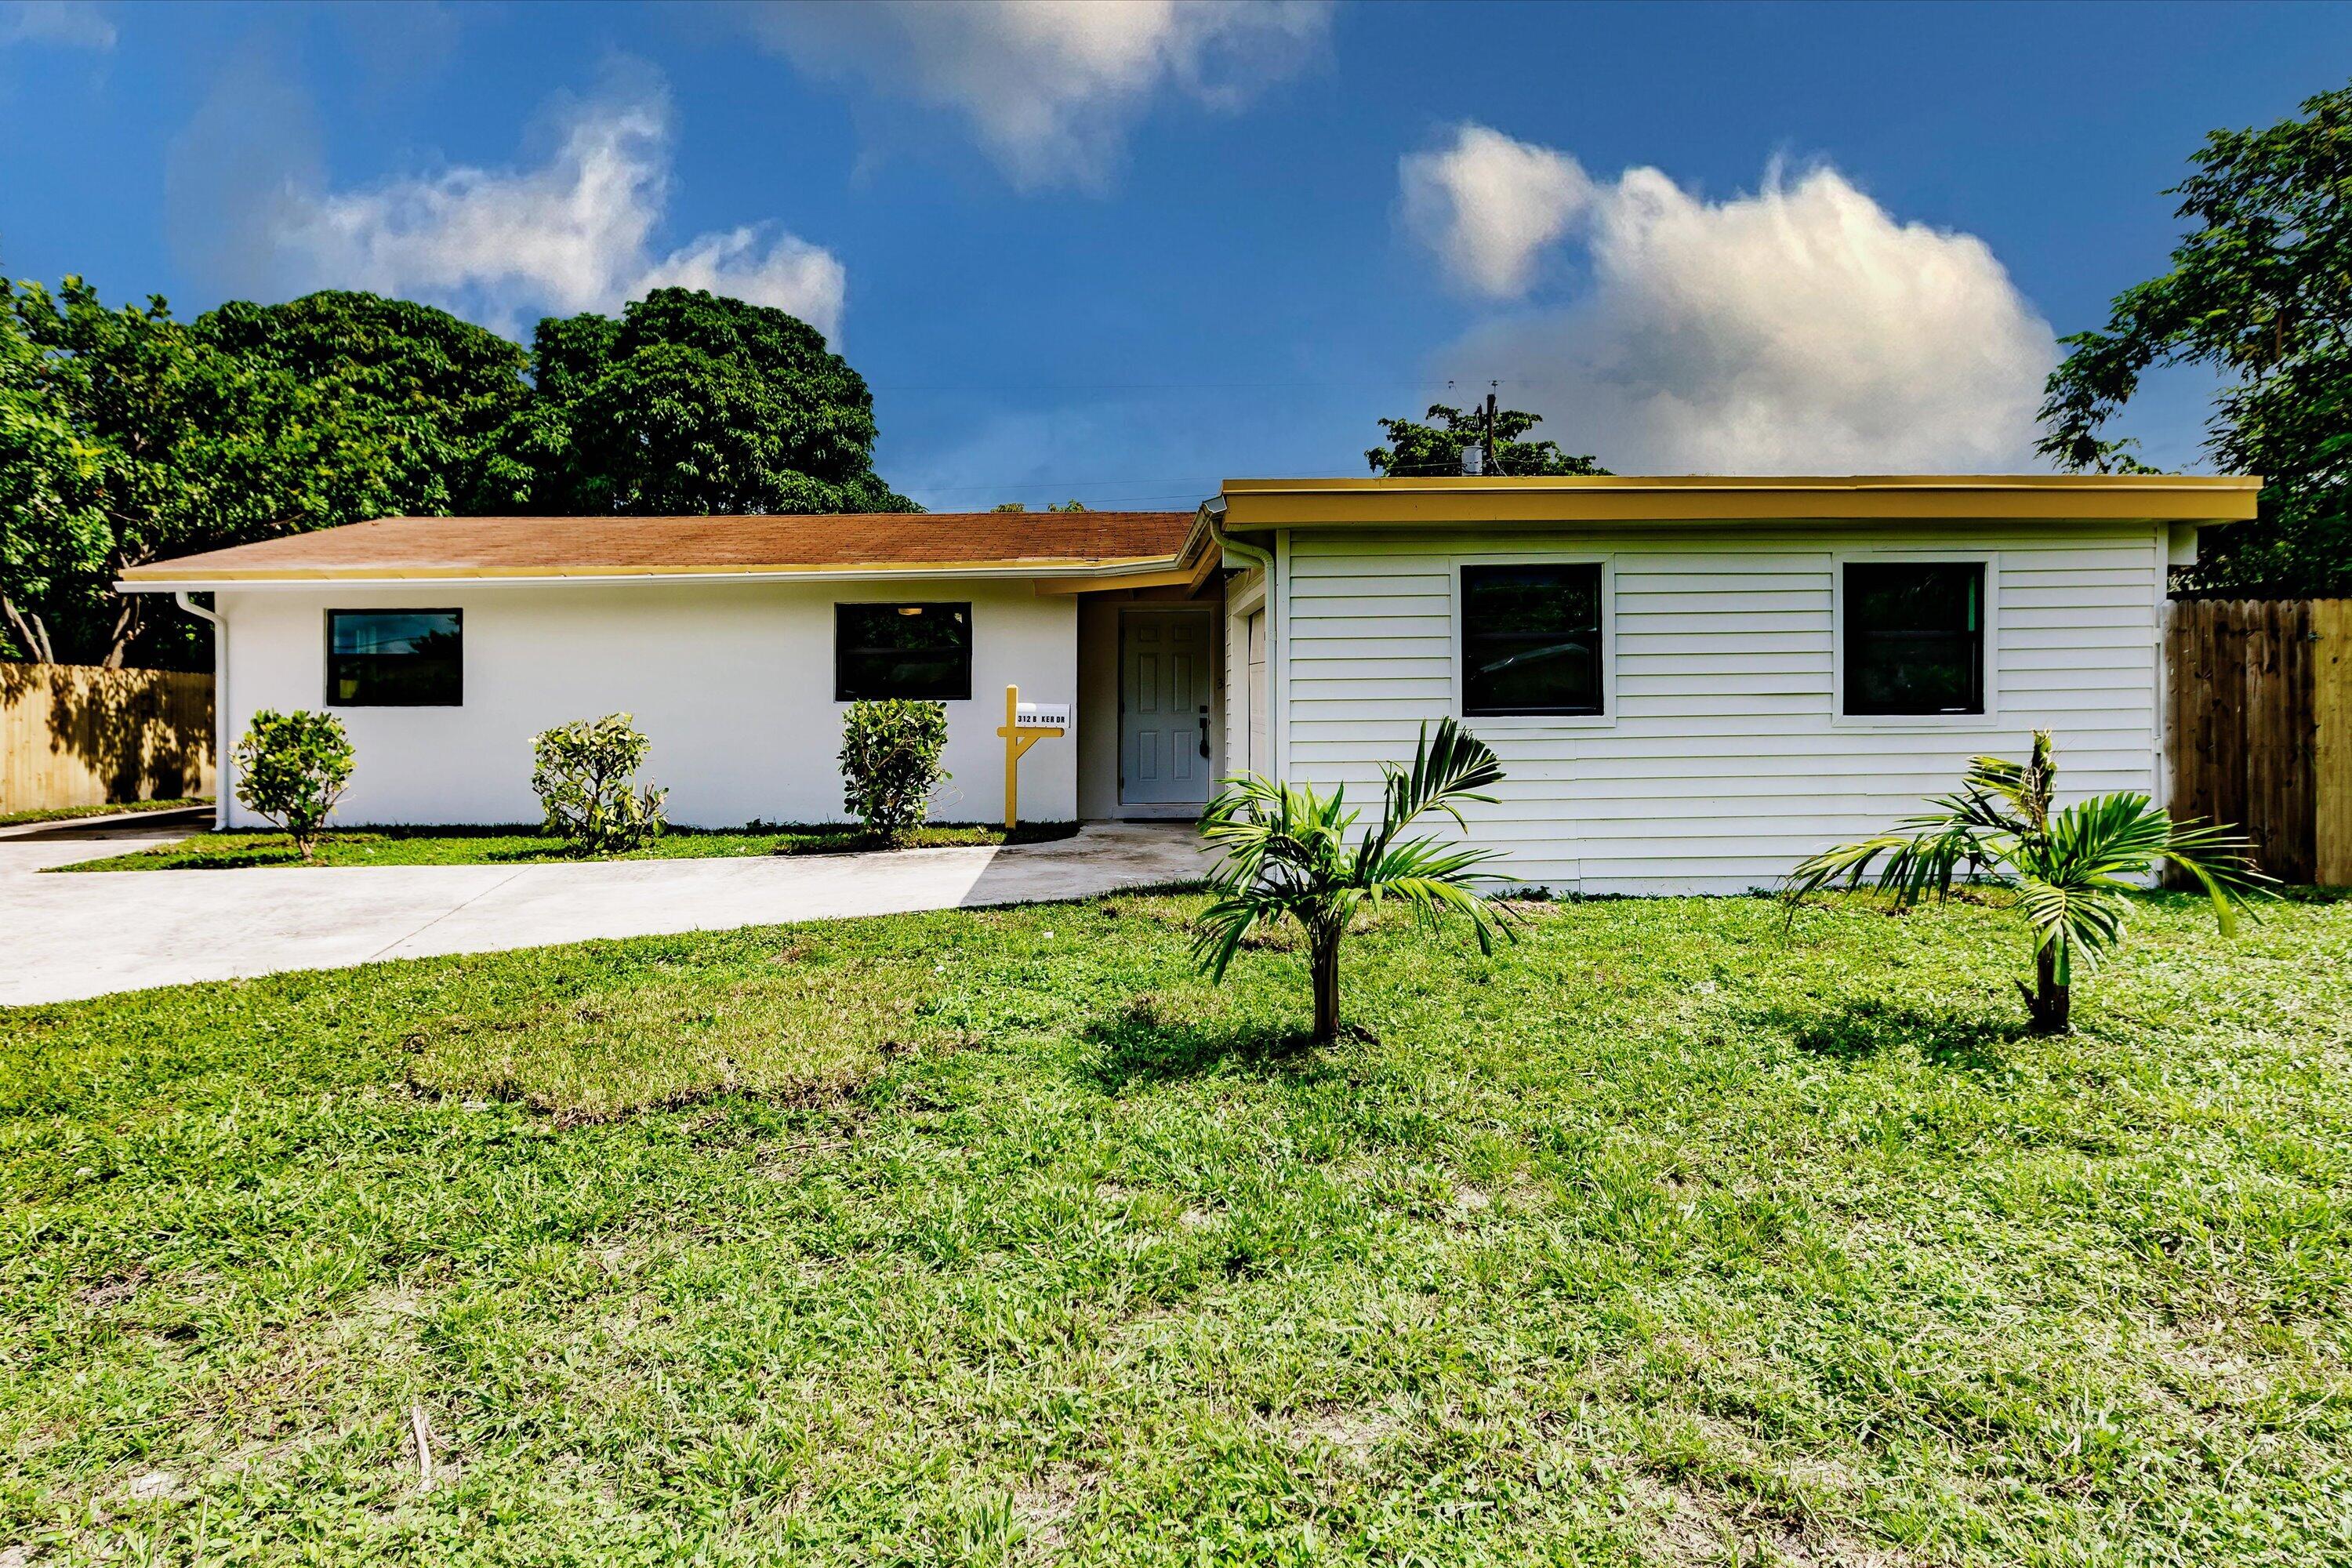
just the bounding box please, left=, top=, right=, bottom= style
left=1072, top=576, right=1259, bottom=823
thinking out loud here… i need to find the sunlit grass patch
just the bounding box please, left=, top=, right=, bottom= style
left=400, top=953, right=949, bottom=1120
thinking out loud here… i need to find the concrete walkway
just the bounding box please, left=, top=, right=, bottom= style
left=0, top=816, right=1210, bottom=1007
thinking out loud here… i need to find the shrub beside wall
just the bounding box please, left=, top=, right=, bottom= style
left=532, top=713, right=668, bottom=855
left=232, top=709, right=354, bottom=861
left=840, top=699, right=949, bottom=847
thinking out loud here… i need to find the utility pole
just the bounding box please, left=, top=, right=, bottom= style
left=1482, top=384, right=1499, bottom=476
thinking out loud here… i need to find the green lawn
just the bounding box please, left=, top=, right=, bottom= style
left=0, top=797, right=209, bottom=828
left=55, top=819, right=1080, bottom=871
left=3, top=891, right=2347, bottom=1565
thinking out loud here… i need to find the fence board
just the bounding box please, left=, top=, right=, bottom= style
left=2319, top=601, right=2352, bottom=885
left=2166, top=599, right=2350, bottom=886
left=0, top=662, right=215, bottom=815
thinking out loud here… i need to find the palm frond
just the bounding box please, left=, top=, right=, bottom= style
left=1784, top=818, right=1995, bottom=909
left=1363, top=719, right=1506, bottom=866
left=2150, top=814, right=2275, bottom=933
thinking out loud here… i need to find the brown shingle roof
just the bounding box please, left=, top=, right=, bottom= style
left=121, top=512, right=1201, bottom=583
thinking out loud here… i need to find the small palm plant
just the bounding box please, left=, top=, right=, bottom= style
left=1192, top=717, right=1519, bottom=1044
left=1784, top=731, right=2270, bottom=1033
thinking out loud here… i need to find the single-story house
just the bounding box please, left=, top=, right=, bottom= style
left=121, top=474, right=2258, bottom=894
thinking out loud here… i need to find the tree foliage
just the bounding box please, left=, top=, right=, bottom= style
left=200, top=290, right=530, bottom=518
left=477, top=289, right=913, bottom=515
left=233, top=708, right=355, bottom=861
left=1, top=279, right=347, bottom=668
left=2038, top=80, right=2352, bottom=596
left=1367, top=403, right=1606, bottom=479
left=1783, top=731, right=2270, bottom=1033
left=1192, top=717, right=1519, bottom=1044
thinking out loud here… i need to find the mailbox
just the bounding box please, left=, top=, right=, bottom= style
left=996, top=685, right=1069, bottom=829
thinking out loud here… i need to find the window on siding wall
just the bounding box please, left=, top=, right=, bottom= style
left=835, top=603, right=972, bottom=701
left=1461, top=564, right=1603, bottom=716
left=327, top=610, right=462, bottom=706
left=1843, top=563, right=1985, bottom=714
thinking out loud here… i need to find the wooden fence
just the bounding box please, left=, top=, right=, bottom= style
left=2166, top=600, right=2352, bottom=885
left=0, top=662, right=215, bottom=815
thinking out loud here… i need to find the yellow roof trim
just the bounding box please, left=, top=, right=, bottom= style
left=1033, top=521, right=1219, bottom=595
left=1217, top=474, right=2263, bottom=528
left=1032, top=551, right=1219, bottom=596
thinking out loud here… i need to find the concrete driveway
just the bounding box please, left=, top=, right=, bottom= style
left=0, top=815, right=1210, bottom=1007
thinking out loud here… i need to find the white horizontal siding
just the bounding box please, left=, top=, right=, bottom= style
left=1280, top=523, right=2163, bottom=895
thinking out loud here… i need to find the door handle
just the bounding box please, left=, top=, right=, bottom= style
left=1198, top=705, right=1210, bottom=758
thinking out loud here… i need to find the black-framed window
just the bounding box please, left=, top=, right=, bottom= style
left=1461, top=564, right=1603, bottom=717
left=835, top=602, right=972, bottom=701
left=327, top=609, right=462, bottom=706
left=1843, top=563, right=1985, bottom=715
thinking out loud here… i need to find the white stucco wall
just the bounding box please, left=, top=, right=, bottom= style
left=1276, top=521, right=2171, bottom=895
left=212, top=579, right=1080, bottom=828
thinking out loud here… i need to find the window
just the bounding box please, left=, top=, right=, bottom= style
left=1843, top=563, right=1985, bottom=715
left=327, top=609, right=462, bottom=706
left=1461, top=564, right=1603, bottom=716
left=835, top=602, right=972, bottom=701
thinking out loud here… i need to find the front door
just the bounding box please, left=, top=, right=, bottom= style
left=1120, top=608, right=1215, bottom=810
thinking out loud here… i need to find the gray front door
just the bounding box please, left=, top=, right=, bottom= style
left=1120, top=608, right=1215, bottom=808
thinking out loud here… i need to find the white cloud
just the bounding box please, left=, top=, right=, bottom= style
left=1, top=1, right=115, bottom=49
left=631, top=225, right=846, bottom=328
left=740, top=0, right=1330, bottom=190
left=1406, top=129, right=2058, bottom=472
left=1400, top=124, right=1592, bottom=297
left=189, top=74, right=845, bottom=337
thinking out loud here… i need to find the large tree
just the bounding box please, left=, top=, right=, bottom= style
left=2039, top=80, right=2352, bottom=597
left=0, top=299, right=103, bottom=663
left=1, top=283, right=541, bottom=667
left=1367, top=402, right=1606, bottom=478
left=0, top=278, right=349, bottom=667
left=2, top=280, right=916, bottom=666
left=477, top=289, right=913, bottom=514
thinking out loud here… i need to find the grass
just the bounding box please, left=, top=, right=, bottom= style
left=54, top=818, right=1080, bottom=871
left=2, top=889, right=2348, bottom=1565
left=0, top=797, right=209, bottom=828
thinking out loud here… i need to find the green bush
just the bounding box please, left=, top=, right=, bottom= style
left=531, top=713, right=668, bottom=855
left=839, top=699, right=949, bottom=847
left=231, top=709, right=355, bottom=862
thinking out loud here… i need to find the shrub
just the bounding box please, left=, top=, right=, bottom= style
left=532, top=713, right=668, bottom=855
left=839, top=699, right=949, bottom=847
left=232, top=709, right=355, bottom=862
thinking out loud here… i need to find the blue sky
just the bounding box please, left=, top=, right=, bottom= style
left=2, top=0, right=2346, bottom=510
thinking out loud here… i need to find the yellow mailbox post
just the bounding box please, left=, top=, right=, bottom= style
left=994, top=684, right=1067, bottom=829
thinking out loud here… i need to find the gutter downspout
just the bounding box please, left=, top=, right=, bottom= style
left=1205, top=497, right=1279, bottom=780
left=174, top=591, right=228, bottom=829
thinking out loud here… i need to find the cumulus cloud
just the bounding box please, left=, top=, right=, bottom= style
left=1403, top=126, right=2059, bottom=471
left=1, top=2, right=116, bottom=49
left=172, top=70, right=844, bottom=337
left=1400, top=124, right=1592, bottom=297
left=739, top=0, right=1330, bottom=190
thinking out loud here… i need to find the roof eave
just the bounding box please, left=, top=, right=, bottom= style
left=115, top=554, right=1191, bottom=593
left=1215, top=475, right=2264, bottom=529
